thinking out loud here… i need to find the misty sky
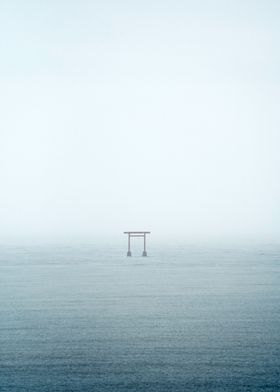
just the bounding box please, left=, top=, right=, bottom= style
left=1, top=0, right=280, bottom=243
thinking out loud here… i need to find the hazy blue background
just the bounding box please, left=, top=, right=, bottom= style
left=1, top=0, right=280, bottom=243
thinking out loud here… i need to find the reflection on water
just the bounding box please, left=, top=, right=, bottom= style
left=1, top=244, right=280, bottom=391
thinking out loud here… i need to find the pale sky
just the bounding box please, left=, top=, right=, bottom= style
left=1, top=0, right=280, bottom=243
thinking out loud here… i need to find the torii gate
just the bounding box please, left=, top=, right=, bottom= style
left=124, top=231, right=151, bottom=257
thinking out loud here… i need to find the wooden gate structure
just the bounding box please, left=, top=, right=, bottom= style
left=124, top=231, right=151, bottom=257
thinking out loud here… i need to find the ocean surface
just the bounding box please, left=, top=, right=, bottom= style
left=0, top=244, right=280, bottom=392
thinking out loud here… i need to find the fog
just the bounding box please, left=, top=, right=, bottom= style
left=1, top=0, right=280, bottom=244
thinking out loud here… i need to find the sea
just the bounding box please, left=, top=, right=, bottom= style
left=0, top=243, right=280, bottom=392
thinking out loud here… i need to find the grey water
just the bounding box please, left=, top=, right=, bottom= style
left=0, top=244, right=280, bottom=392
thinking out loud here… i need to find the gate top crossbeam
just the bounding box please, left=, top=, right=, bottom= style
left=124, top=231, right=151, bottom=234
